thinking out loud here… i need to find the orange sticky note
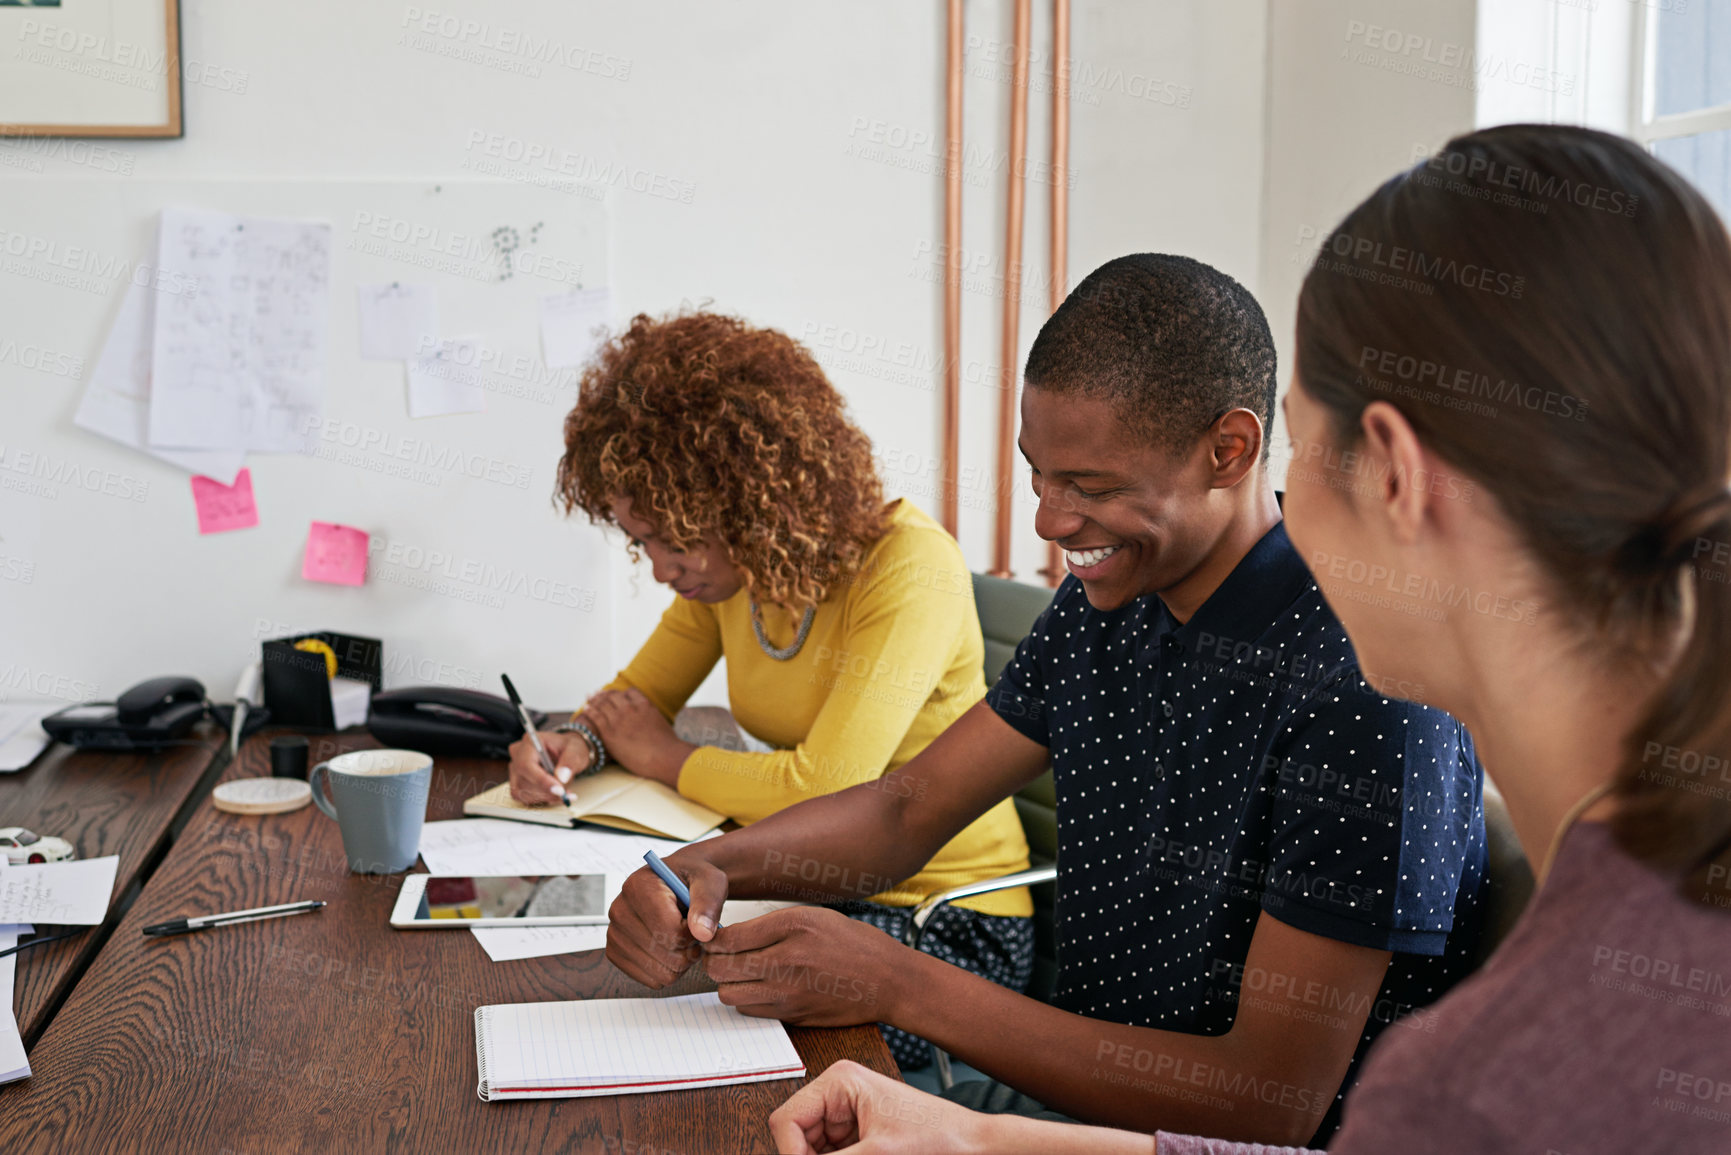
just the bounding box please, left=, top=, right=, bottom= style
left=302, top=521, right=368, bottom=586
left=190, top=468, right=259, bottom=534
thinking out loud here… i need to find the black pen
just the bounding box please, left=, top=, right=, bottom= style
left=143, top=900, right=326, bottom=937
left=502, top=673, right=575, bottom=806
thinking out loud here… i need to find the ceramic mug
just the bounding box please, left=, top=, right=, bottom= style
left=308, top=748, right=432, bottom=873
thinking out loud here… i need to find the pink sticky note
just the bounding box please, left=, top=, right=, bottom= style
left=190, top=469, right=260, bottom=534
left=302, top=521, right=369, bottom=586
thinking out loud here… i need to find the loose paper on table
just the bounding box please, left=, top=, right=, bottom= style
left=418, top=818, right=708, bottom=878
left=1, top=921, right=29, bottom=1084
left=0, top=856, right=118, bottom=926
left=470, top=899, right=797, bottom=963
left=72, top=278, right=248, bottom=484
left=0, top=703, right=58, bottom=773
left=148, top=206, right=332, bottom=454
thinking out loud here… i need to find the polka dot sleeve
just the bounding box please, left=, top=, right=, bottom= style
left=1256, top=675, right=1481, bottom=956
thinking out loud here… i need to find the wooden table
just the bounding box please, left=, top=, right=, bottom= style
left=0, top=722, right=226, bottom=1044
left=0, top=729, right=898, bottom=1153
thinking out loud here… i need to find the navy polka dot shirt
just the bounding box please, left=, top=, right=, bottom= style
left=986, top=522, right=1487, bottom=1144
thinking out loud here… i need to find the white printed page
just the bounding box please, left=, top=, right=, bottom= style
left=148, top=207, right=332, bottom=453
left=0, top=856, right=119, bottom=925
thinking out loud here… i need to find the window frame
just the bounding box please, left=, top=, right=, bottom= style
left=1629, top=1, right=1731, bottom=147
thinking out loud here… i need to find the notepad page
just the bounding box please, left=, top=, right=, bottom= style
left=476, top=992, right=804, bottom=1100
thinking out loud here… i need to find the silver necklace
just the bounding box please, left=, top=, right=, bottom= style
left=751, top=600, right=815, bottom=660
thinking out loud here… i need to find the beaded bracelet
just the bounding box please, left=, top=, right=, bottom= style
left=555, top=720, right=608, bottom=775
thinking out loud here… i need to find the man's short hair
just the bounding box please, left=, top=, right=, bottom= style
left=1024, top=253, right=1277, bottom=459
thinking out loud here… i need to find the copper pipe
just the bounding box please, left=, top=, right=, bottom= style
left=941, top=0, right=964, bottom=537
left=991, top=0, right=1032, bottom=579
left=1040, top=0, right=1071, bottom=587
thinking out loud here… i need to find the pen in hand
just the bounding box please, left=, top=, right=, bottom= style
left=501, top=673, right=575, bottom=807
left=642, top=850, right=691, bottom=917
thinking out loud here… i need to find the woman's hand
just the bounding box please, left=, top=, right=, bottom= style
left=770, top=1060, right=986, bottom=1154
left=584, top=688, right=695, bottom=787
left=506, top=728, right=594, bottom=804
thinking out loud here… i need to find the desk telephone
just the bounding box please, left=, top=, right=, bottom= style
left=41, top=676, right=211, bottom=750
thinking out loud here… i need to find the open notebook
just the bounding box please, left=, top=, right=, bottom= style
left=474, top=992, right=805, bottom=1100
left=464, top=769, right=723, bottom=842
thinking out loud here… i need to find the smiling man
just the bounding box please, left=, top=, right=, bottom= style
left=604, top=254, right=1488, bottom=1147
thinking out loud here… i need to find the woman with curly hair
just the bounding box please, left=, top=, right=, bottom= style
left=506, top=309, right=1034, bottom=1070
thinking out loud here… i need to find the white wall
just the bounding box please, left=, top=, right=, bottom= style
left=1257, top=0, right=1480, bottom=485
left=0, top=0, right=1275, bottom=714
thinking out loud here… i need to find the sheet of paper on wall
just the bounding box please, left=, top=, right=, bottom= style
left=72, top=278, right=248, bottom=484
left=356, top=282, right=440, bottom=361
left=148, top=206, right=332, bottom=454
left=407, top=336, right=487, bottom=418
left=539, top=286, right=610, bottom=369
left=0, top=855, right=119, bottom=925
left=0, top=702, right=60, bottom=773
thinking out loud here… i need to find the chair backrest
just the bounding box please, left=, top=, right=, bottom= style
left=972, top=572, right=1061, bottom=999
left=1471, top=789, right=1536, bottom=967
left=971, top=572, right=1060, bottom=860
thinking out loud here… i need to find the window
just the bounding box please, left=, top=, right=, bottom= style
left=1635, top=0, right=1731, bottom=218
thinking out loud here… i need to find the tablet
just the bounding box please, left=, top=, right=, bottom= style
left=389, top=872, right=622, bottom=929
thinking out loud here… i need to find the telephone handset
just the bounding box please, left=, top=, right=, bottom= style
left=366, top=685, right=548, bottom=759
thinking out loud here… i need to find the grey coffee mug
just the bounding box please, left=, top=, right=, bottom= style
left=308, top=748, right=433, bottom=873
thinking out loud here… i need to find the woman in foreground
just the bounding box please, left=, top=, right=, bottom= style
left=771, top=125, right=1731, bottom=1153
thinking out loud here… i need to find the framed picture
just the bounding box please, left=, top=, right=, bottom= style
left=0, top=0, right=182, bottom=138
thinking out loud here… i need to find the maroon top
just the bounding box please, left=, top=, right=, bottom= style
left=1159, top=819, right=1731, bottom=1154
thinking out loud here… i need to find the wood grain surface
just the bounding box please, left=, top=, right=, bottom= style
left=0, top=722, right=225, bottom=1044
left=0, top=729, right=899, bottom=1154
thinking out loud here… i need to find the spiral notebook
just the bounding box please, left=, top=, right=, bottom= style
left=473, top=992, right=805, bottom=1100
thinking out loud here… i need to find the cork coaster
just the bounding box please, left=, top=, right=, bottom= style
left=213, top=777, right=314, bottom=815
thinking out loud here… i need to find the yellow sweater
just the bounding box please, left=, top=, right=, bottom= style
left=604, top=500, right=1032, bottom=916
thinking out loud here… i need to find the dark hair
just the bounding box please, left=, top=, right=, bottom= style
left=1296, top=124, right=1731, bottom=903
left=1023, top=253, right=1278, bottom=459
left=555, top=310, right=889, bottom=611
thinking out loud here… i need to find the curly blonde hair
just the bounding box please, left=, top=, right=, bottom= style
left=556, top=310, right=891, bottom=611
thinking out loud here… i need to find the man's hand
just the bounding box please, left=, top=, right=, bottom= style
left=585, top=688, right=695, bottom=787
left=506, top=728, right=593, bottom=804
left=605, top=856, right=731, bottom=988
left=770, top=1059, right=986, bottom=1154
left=703, top=907, right=903, bottom=1027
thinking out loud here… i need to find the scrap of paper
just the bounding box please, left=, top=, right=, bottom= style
left=357, top=283, right=440, bottom=361
left=407, top=336, right=487, bottom=419
left=471, top=924, right=608, bottom=962
left=0, top=929, right=27, bottom=1084
left=0, top=855, right=119, bottom=925
left=468, top=899, right=797, bottom=963
left=190, top=468, right=259, bottom=534
left=302, top=521, right=368, bottom=586
left=539, top=286, right=611, bottom=369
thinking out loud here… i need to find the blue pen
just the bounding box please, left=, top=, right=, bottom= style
left=642, top=850, right=691, bottom=916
